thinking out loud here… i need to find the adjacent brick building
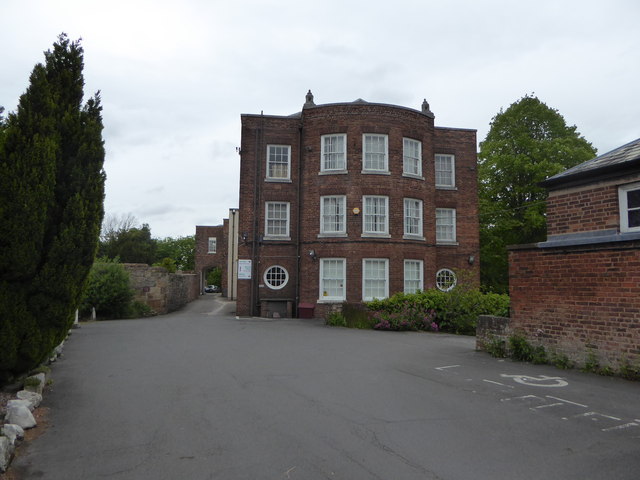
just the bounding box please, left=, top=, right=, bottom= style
left=509, top=138, right=640, bottom=367
left=195, top=223, right=227, bottom=294
left=236, top=92, right=479, bottom=318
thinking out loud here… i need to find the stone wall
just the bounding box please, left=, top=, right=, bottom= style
left=123, top=264, right=199, bottom=315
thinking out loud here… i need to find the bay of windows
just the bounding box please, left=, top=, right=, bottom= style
left=403, top=138, right=422, bottom=177
left=362, top=258, right=389, bottom=301
left=363, top=134, right=388, bottom=172
left=404, top=260, right=423, bottom=294
left=404, top=198, right=423, bottom=238
left=321, top=134, right=347, bottom=172
left=363, top=196, right=389, bottom=235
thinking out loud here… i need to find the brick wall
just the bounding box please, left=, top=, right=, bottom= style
left=237, top=100, right=479, bottom=317
left=509, top=242, right=640, bottom=368
left=195, top=223, right=228, bottom=294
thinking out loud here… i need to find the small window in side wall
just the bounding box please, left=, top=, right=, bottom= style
left=265, top=202, right=290, bottom=238
left=436, top=269, right=457, bottom=292
left=264, top=265, right=288, bottom=290
left=266, top=145, right=291, bottom=180
left=208, top=237, right=217, bottom=254
left=436, top=208, right=456, bottom=243
left=619, top=182, right=640, bottom=232
left=403, top=138, right=422, bottom=177
left=321, top=134, right=347, bottom=172
left=435, top=154, right=455, bottom=188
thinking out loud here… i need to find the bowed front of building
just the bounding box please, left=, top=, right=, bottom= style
left=236, top=92, right=479, bottom=318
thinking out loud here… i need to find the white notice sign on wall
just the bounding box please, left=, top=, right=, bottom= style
left=238, top=259, right=252, bottom=279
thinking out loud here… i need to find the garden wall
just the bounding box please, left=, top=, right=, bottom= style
left=508, top=241, right=640, bottom=368
left=123, top=264, right=199, bottom=315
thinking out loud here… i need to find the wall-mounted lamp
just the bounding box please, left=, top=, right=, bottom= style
left=240, top=232, right=248, bottom=243
left=305, top=146, right=313, bottom=152
left=308, top=249, right=317, bottom=260
left=468, top=255, right=475, bottom=265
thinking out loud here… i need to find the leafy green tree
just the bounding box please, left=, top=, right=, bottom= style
left=100, top=223, right=157, bottom=264
left=207, top=267, right=222, bottom=287
left=478, top=95, right=596, bottom=293
left=0, top=34, right=105, bottom=379
left=80, top=259, right=133, bottom=319
left=155, top=235, right=195, bottom=271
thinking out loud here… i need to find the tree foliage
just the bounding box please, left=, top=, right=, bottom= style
left=478, top=95, right=596, bottom=293
left=155, top=235, right=195, bottom=271
left=0, top=34, right=105, bottom=380
left=99, top=223, right=157, bottom=264
left=80, top=258, right=133, bottom=319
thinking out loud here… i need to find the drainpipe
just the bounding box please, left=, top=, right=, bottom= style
left=295, top=121, right=303, bottom=317
left=250, top=115, right=264, bottom=316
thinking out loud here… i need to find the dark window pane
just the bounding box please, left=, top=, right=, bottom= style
left=628, top=189, right=640, bottom=209
left=629, top=210, right=640, bottom=228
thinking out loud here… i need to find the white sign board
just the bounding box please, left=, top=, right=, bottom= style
left=238, top=259, right=252, bottom=279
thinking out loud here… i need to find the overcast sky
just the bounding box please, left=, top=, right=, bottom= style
left=1, top=0, right=638, bottom=238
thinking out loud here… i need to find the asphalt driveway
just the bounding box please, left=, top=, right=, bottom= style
left=10, top=295, right=640, bottom=479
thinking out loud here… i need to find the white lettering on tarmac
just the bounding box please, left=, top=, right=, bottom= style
left=500, top=374, right=568, bottom=387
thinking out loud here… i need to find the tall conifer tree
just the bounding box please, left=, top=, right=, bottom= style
left=0, top=34, right=105, bottom=380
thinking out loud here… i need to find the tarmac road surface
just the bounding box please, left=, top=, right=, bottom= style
left=10, top=295, right=640, bottom=479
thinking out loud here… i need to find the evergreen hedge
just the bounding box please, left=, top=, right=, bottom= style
left=0, top=35, right=105, bottom=382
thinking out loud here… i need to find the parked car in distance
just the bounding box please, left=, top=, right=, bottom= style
left=204, top=285, right=220, bottom=293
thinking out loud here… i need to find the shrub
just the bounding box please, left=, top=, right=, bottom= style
left=80, top=258, right=134, bottom=319
left=341, top=303, right=377, bottom=329
left=367, top=286, right=509, bottom=335
left=326, top=311, right=347, bottom=327
left=484, top=335, right=507, bottom=358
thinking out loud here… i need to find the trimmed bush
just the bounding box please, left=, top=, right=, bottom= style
left=80, top=259, right=133, bottom=319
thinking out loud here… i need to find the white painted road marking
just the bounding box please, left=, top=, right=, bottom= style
left=500, top=374, right=568, bottom=387
left=434, top=365, right=461, bottom=371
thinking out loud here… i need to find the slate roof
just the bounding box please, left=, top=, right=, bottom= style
left=541, top=137, right=640, bottom=189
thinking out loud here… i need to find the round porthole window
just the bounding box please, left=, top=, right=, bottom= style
left=264, top=265, right=288, bottom=290
left=436, top=269, right=457, bottom=292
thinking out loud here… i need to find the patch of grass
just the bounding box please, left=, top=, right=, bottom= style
left=551, top=352, right=573, bottom=370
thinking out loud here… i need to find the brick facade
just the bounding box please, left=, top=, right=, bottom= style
left=236, top=93, right=479, bottom=317
left=195, top=223, right=228, bottom=294
left=508, top=139, right=640, bottom=369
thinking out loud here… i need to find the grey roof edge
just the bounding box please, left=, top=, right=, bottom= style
left=242, top=99, right=436, bottom=120
left=540, top=137, right=640, bottom=189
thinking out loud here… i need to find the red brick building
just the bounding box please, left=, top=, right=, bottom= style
left=195, top=223, right=227, bottom=294
left=510, top=138, right=640, bottom=367
left=236, top=92, right=479, bottom=318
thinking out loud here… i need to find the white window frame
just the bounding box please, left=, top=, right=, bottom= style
left=403, top=198, right=424, bottom=239
left=265, top=202, right=290, bottom=239
left=266, top=145, right=291, bottom=181
left=362, top=196, right=389, bottom=237
left=436, top=208, right=457, bottom=243
left=320, top=134, right=347, bottom=172
left=263, top=265, right=289, bottom=290
left=403, top=138, right=422, bottom=178
left=207, top=237, right=217, bottom=254
left=435, top=154, right=456, bottom=188
left=319, top=258, right=346, bottom=302
left=436, top=268, right=457, bottom=292
left=362, top=134, right=389, bottom=173
left=362, top=258, right=389, bottom=301
left=404, top=260, right=424, bottom=294
left=320, top=195, right=347, bottom=236
left=619, top=182, right=640, bottom=233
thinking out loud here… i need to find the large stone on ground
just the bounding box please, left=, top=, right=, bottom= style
left=16, top=390, right=42, bottom=410
left=5, top=402, right=36, bottom=429
left=0, top=436, right=14, bottom=473
left=24, top=373, right=46, bottom=395
left=1, top=424, right=24, bottom=445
